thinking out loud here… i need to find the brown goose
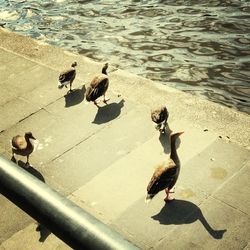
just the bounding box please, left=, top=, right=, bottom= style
left=11, top=132, right=36, bottom=167
left=85, top=63, right=109, bottom=106
left=151, top=106, right=169, bottom=133
left=146, top=131, right=183, bottom=203
left=58, top=62, right=77, bottom=92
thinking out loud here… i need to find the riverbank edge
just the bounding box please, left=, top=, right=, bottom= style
left=0, top=28, right=249, bottom=147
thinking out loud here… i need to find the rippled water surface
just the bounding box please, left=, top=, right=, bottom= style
left=1, top=0, right=250, bottom=113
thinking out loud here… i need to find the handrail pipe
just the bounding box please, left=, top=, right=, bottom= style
left=0, top=156, right=138, bottom=250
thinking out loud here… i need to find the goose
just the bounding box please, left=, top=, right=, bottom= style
left=11, top=132, right=36, bottom=167
left=85, top=63, right=109, bottom=106
left=58, top=62, right=77, bottom=92
left=146, top=131, right=183, bottom=203
left=151, top=105, right=169, bottom=133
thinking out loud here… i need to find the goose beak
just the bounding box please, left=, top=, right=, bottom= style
left=31, top=135, right=36, bottom=140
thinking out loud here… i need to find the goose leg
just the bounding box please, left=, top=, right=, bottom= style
left=25, top=155, right=30, bottom=168
left=159, top=122, right=164, bottom=133
left=162, top=120, right=168, bottom=133
left=11, top=153, right=17, bottom=163
left=94, top=100, right=100, bottom=106
left=69, top=82, right=73, bottom=92
left=155, top=124, right=161, bottom=130
left=103, top=94, right=110, bottom=104
left=164, top=188, right=175, bottom=202
left=159, top=123, right=165, bottom=133
left=160, top=120, right=168, bottom=133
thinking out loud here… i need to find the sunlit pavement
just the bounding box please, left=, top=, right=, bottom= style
left=0, top=28, right=249, bottom=250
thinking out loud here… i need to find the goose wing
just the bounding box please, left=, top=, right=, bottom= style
left=85, top=85, right=104, bottom=102
left=12, top=135, right=27, bottom=150
left=147, top=159, right=177, bottom=195
left=151, top=106, right=168, bottom=124
left=86, top=75, right=109, bottom=101
left=59, top=68, right=76, bottom=83
left=90, top=74, right=108, bottom=88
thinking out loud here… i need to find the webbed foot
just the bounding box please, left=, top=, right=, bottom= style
left=164, top=196, right=175, bottom=202
left=11, top=156, right=17, bottom=163
left=24, top=162, right=30, bottom=169
left=103, top=98, right=110, bottom=104
left=164, top=188, right=175, bottom=202
left=94, top=100, right=100, bottom=107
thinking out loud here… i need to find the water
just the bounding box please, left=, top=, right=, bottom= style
left=1, top=0, right=250, bottom=114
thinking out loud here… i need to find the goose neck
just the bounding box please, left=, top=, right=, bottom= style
left=170, top=136, right=178, bottom=161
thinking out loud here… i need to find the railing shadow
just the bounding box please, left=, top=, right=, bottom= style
left=17, top=160, right=51, bottom=243
left=92, top=99, right=125, bottom=124
left=151, top=199, right=226, bottom=239
left=64, top=85, right=86, bottom=107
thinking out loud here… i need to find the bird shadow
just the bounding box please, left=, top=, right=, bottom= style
left=92, top=99, right=125, bottom=124
left=64, top=85, right=86, bottom=107
left=151, top=199, right=227, bottom=239
left=159, top=131, right=181, bottom=154
left=17, top=160, right=45, bottom=183
left=17, top=160, right=51, bottom=243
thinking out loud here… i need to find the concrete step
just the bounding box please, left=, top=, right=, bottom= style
left=0, top=121, right=220, bottom=249
left=0, top=83, right=154, bottom=246
left=70, top=122, right=249, bottom=249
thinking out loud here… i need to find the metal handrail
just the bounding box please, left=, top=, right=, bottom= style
left=0, top=156, right=138, bottom=250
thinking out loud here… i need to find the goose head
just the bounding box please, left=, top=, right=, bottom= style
left=102, top=63, right=109, bottom=74
left=24, top=132, right=36, bottom=141
left=71, top=62, right=77, bottom=68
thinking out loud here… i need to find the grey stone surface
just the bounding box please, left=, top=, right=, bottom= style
left=179, top=138, right=250, bottom=195
left=0, top=97, right=41, bottom=132
left=0, top=48, right=18, bottom=64
left=1, top=56, right=36, bottom=84
left=43, top=104, right=155, bottom=195
left=0, top=195, right=32, bottom=244
left=213, top=160, right=250, bottom=215
left=154, top=197, right=250, bottom=250
left=0, top=28, right=249, bottom=249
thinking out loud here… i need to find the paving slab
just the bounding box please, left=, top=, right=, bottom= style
left=0, top=48, right=18, bottom=64
left=179, top=138, right=250, bottom=196
left=0, top=194, right=32, bottom=244
left=73, top=121, right=217, bottom=222
left=213, top=160, right=250, bottom=215
left=1, top=223, right=69, bottom=250
left=107, top=192, right=250, bottom=250
left=71, top=121, right=250, bottom=249
left=42, top=103, right=156, bottom=196
left=154, top=197, right=250, bottom=250
left=0, top=97, right=41, bottom=133
left=0, top=52, right=36, bottom=84
left=0, top=93, right=126, bottom=165
left=0, top=161, right=49, bottom=244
